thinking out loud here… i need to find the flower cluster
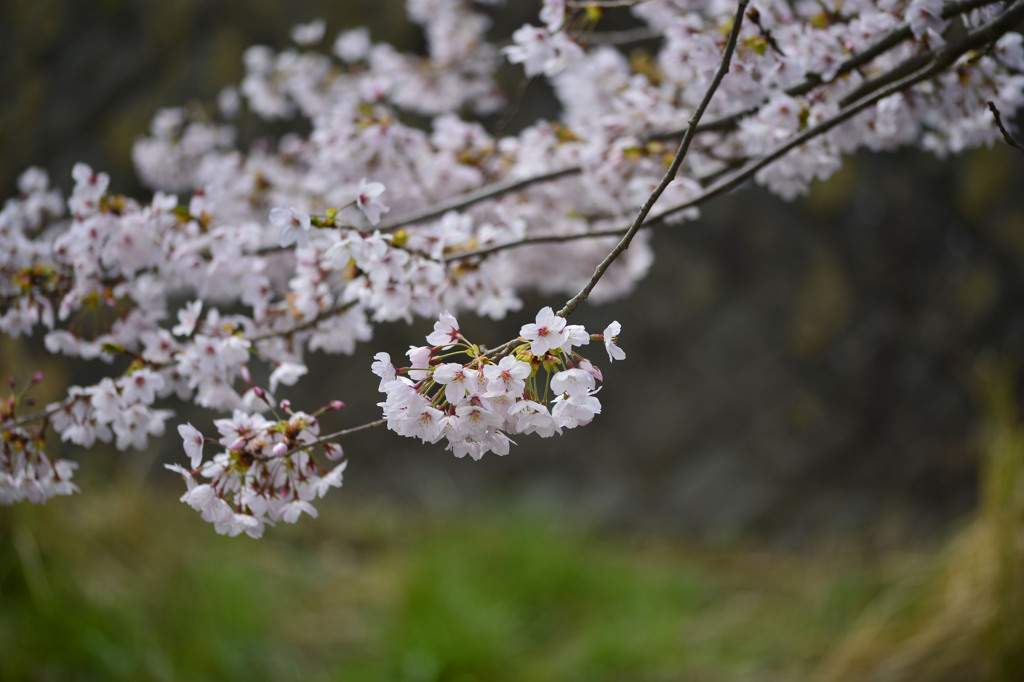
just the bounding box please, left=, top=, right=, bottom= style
left=0, top=425, right=78, bottom=505
left=166, top=403, right=347, bottom=538
left=0, top=373, right=79, bottom=504
left=375, top=308, right=624, bottom=460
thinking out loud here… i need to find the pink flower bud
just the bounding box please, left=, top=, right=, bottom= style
left=327, top=400, right=346, bottom=411
left=272, top=442, right=288, bottom=457
left=279, top=399, right=292, bottom=412
left=323, top=442, right=344, bottom=461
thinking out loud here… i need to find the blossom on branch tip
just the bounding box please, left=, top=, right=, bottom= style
left=520, top=306, right=568, bottom=356
left=602, top=321, right=625, bottom=362
left=426, top=310, right=461, bottom=347
left=178, top=423, right=205, bottom=469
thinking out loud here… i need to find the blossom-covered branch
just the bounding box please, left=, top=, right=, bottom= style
left=3, top=0, right=1023, bottom=535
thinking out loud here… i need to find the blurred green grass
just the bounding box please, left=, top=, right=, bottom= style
left=1, top=480, right=897, bottom=682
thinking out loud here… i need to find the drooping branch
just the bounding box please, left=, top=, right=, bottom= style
left=375, top=165, right=581, bottom=233
left=440, top=0, right=1024, bottom=265
left=650, top=0, right=1005, bottom=140
left=652, top=0, right=1024, bottom=222
left=556, top=0, right=751, bottom=320
left=375, top=0, right=1001, bottom=242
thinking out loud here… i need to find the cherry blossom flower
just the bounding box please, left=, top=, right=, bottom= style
left=520, top=306, right=568, bottom=356
left=178, top=423, right=205, bottom=469
left=291, top=19, right=326, bottom=46
left=602, top=321, right=625, bottom=362
left=356, top=178, right=389, bottom=225
left=425, top=310, right=460, bottom=347
left=270, top=205, right=312, bottom=248
left=171, top=300, right=203, bottom=337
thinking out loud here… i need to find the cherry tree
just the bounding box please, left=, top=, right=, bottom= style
left=2, top=0, right=1023, bottom=537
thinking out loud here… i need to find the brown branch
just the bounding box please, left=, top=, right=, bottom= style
left=444, top=0, right=1024, bottom=264
left=1, top=396, right=77, bottom=431
left=375, top=165, right=582, bottom=233
left=652, top=0, right=1024, bottom=222
left=248, top=301, right=358, bottom=343
left=278, top=418, right=387, bottom=460
left=583, top=27, right=661, bottom=47
left=649, top=0, right=1005, bottom=141
left=555, top=0, right=751, bottom=320
left=988, top=100, right=1024, bottom=153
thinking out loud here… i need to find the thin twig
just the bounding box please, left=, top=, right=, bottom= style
left=278, top=418, right=387, bottom=460
left=583, top=27, right=661, bottom=47
left=1, top=397, right=76, bottom=431
left=379, top=0, right=1000, bottom=239
left=988, top=101, right=1024, bottom=153
left=248, top=301, right=357, bottom=343
left=375, top=165, right=581, bottom=233
left=554, top=0, right=750, bottom=321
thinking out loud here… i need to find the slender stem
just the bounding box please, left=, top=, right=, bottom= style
left=584, top=27, right=661, bottom=47
left=248, top=301, right=357, bottom=343
left=556, top=0, right=750, bottom=320
left=279, top=418, right=387, bottom=459
left=988, top=101, right=1024, bottom=154
left=375, top=165, right=581, bottom=233
left=1, top=397, right=76, bottom=431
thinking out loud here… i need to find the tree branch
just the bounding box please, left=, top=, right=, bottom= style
left=556, top=0, right=751, bottom=319
left=649, top=0, right=1004, bottom=141
left=651, top=0, right=1024, bottom=222
left=376, top=165, right=581, bottom=233
left=988, top=100, right=1024, bottom=153
left=440, top=0, right=1024, bottom=265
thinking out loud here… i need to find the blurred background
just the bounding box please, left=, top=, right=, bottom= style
left=3, top=1, right=1024, bottom=680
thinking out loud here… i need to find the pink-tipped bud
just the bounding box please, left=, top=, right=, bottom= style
left=279, top=399, right=292, bottom=412
left=327, top=400, right=346, bottom=411
left=323, top=442, right=344, bottom=461
left=272, top=442, right=288, bottom=457
left=230, top=437, right=247, bottom=451
left=29, top=371, right=44, bottom=388
left=240, top=365, right=251, bottom=384
left=253, top=386, right=267, bottom=401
